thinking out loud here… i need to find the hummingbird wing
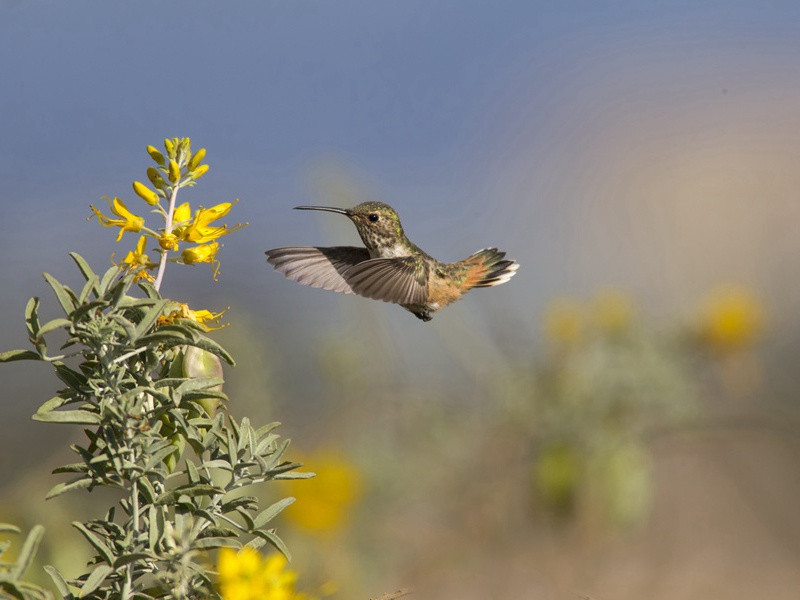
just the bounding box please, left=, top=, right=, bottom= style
left=343, top=257, right=428, bottom=305
left=266, top=246, right=370, bottom=294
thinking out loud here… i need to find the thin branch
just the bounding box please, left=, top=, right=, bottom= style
left=153, top=184, right=181, bottom=292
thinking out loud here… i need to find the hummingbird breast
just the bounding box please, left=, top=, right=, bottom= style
left=359, top=227, right=417, bottom=259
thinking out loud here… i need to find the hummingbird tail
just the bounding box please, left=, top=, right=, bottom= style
left=461, top=248, right=519, bottom=288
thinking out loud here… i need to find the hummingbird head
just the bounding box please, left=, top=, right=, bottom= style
left=295, top=201, right=409, bottom=256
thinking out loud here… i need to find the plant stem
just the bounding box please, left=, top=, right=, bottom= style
left=153, top=184, right=180, bottom=292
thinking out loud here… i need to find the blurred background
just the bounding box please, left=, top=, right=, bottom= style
left=2, top=1, right=800, bottom=598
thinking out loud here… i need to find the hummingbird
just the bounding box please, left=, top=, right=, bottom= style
left=265, top=201, right=518, bottom=321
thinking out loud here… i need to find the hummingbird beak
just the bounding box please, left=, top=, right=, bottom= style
left=294, top=205, right=352, bottom=216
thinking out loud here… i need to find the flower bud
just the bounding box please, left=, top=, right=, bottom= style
left=133, top=181, right=160, bottom=205
left=164, top=138, right=175, bottom=158
left=188, top=148, right=206, bottom=171
left=178, top=138, right=192, bottom=162
left=168, top=159, right=181, bottom=184
left=146, top=145, right=165, bottom=166
left=147, top=167, right=168, bottom=191
left=189, top=164, right=209, bottom=180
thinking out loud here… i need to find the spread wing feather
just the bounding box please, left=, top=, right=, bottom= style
left=343, top=257, right=427, bottom=305
left=266, top=246, right=369, bottom=295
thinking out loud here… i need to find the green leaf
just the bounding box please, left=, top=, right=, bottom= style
left=137, top=477, right=157, bottom=504
left=174, top=377, right=224, bottom=397
left=186, top=460, right=200, bottom=484
left=244, top=537, right=267, bottom=551
left=43, top=273, right=77, bottom=315
left=147, top=506, right=164, bottom=551
left=69, top=253, right=98, bottom=285
left=71, top=522, right=114, bottom=565
left=273, top=470, right=314, bottom=480
left=137, top=280, right=161, bottom=299
left=255, top=421, right=282, bottom=438
left=0, top=349, right=40, bottom=363
left=78, top=275, right=101, bottom=305
left=52, top=463, right=87, bottom=474
left=133, top=299, right=169, bottom=339
left=43, top=564, right=74, bottom=599
left=33, top=409, right=100, bottom=425
left=0, top=524, right=21, bottom=534
left=137, top=331, right=190, bottom=350
left=24, top=296, right=41, bottom=339
left=71, top=300, right=106, bottom=322
left=193, top=537, right=239, bottom=550
left=36, top=318, right=72, bottom=339
left=253, top=497, right=295, bottom=530
left=53, top=363, right=87, bottom=388
left=108, top=313, right=137, bottom=343
left=9, top=525, right=44, bottom=580
left=157, top=484, right=224, bottom=505
left=78, top=564, right=113, bottom=597
left=112, top=552, right=152, bottom=568
left=143, top=444, right=182, bottom=472
left=45, top=478, right=92, bottom=500
left=97, top=266, right=121, bottom=297
left=220, top=496, right=258, bottom=512
left=109, top=276, right=133, bottom=309
left=36, top=396, right=69, bottom=413
left=255, top=529, right=291, bottom=561
left=189, top=336, right=235, bottom=366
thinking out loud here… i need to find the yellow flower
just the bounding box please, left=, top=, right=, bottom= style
left=173, top=201, right=192, bottom=224
left=217, top=548, right=309, bottom=600
left=89, top=197, right=145, bottom=242
left=116, top=235, right=157, bottom=282
left=159, top=232, right=179, bottom=251
left=282, top=452, right=363, bottom=536
left=591, top=289, right=634, bottom=333
left=182, top=241, right=219, bottom=264
left=179, top=201, right=247, bottom=243
left=700, top=285, right=764, bottom=351
left=543, top=298, right=584, bottom=346
left=182, top=242, right=222, bottom=280
left=157, top=302, right=228, bottom=331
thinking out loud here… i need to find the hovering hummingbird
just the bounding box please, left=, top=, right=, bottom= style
left=265, top=202, right=518, bottom=321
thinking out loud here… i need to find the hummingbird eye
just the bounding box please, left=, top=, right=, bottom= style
left=368, top=213, right=379, bottom=222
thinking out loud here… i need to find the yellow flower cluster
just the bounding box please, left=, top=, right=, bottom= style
left=88, top=138, right=248, bottom=286
left=281, top=452, right=364, bottom=536
left=217, top=548, right=312, bottom=600
left=543, top=289, right=635, bottom=346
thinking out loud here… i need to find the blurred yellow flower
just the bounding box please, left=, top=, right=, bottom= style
left=217, top=548, right=310, bottom=600
left=89, top=197, right=145, bottom=242
left=591, top=289, right=634, bottom=333
left=117, top=235, right=157, bottom=282
left=700, top=285, right=764, bottom=351
left=282, top=452, right=364, bottom=536
left=543, top=298, right=584, bottom=346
